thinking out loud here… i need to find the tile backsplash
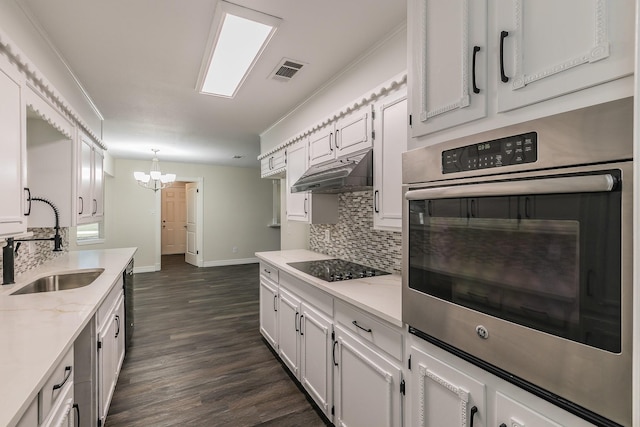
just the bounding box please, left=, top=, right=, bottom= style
left=310, top=191, right=402, bottom=273
left=0, top=228, right=69, bottom=280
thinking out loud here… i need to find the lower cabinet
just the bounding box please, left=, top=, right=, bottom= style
left=277, top=284, right=334, bottom=419
left=407, top=344, right=486, bottom=427
left=333, top=324, right=403, bottom=427
left=97, top=288, right=125, bottom=426
left=407, top=335, right=596, bottom=427
left=259, top=275, right=279, bottom=350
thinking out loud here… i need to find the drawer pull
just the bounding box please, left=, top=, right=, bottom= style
left=352, top=320, right=372, bottom=333
left=73, top=403, right=80, bottom=427
left=332, top=341, right=339, bottom=366
left=264, top=268, right=271, bottom=274
left=53, top=366, right=72, bottom=391
left=115, top=314, right=121, bottom=338
left=469, top=406, right=478, bottom=427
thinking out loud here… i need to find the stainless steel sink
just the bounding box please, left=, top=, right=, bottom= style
left=11, top=269, right=105, bottom=295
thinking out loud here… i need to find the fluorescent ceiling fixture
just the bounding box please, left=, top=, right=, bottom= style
left=198, top=2, right=281, bottom=98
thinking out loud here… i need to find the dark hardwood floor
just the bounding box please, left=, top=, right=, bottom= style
left=105, top=255, right=329, bottom=427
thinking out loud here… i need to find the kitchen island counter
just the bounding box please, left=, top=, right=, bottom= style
left=256, top=249, right=401, bottom=327
left=0, top=248, right=137, bottom=427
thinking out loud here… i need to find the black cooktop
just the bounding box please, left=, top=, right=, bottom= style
left=287, top=259, right=390, bottom=282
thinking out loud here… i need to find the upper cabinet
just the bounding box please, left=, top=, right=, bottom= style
left=0, top=54, right=28, bottom=237
left=373, top=86, right=407, bottom=232
left=409, top=0, right=635, bottom=138
left=309, top=108, right=371, bottom=167
left=286, top=139, right=338, bottom=224
left=495, top=0, right=635, bottom=112
left=260, top=147, right=287, bottom=179
left=409, top=0, right=488, bottom=137
left=77, top=131, right=104, bottom=224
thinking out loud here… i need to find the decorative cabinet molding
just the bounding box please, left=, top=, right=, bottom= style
left=495, top=0, right=634, bottom=112
left=0, top=27, right=105, bottom=150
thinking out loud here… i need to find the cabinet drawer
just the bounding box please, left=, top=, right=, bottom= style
left=334, top=300, right=402, bottom=361
left=97, top=276, right=124, bottom=329
left=39, top=345, right=74, bottom=423
left=260, top=262, right=279, bottom=283
left=41, top=376, right=74, bottom=427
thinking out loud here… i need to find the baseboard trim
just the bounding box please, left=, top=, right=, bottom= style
left=133, top=265, right=158, bottom=274
left=203, top=257, right=259, bottom=267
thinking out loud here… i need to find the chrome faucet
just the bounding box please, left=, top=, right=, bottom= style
left=2, top=197, right=63, bottom=285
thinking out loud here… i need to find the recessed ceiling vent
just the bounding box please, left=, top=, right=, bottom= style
left=270, top=58, right=306, bottom=82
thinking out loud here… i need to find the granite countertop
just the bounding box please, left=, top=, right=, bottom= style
left=0, top=248, right=137, bottom=427
left=255, top=249, right=402, bottom=327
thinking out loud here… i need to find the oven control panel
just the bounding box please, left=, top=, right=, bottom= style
left=442, top=132, right=538, bottom=174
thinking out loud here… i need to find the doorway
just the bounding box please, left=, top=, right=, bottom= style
left=156, top=177, right=204, bottom=270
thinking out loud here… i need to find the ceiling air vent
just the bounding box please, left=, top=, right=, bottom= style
left=270, top=58, right=306, bottom=82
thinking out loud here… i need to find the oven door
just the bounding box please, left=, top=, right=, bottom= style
left=402, top=162, right=632, bottom=427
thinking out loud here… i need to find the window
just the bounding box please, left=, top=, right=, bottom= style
left=76, top=222, right=102, bottom=243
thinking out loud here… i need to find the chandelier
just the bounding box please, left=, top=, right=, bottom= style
left=133, top=149, right=176, bottom=191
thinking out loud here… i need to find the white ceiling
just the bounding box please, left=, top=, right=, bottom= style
left=20, top=0, right=407, bottom=167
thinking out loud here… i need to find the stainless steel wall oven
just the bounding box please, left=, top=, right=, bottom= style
left=402, top=98, right=633, bottom=427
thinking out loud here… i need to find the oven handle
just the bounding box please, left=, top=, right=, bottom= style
left=405, top=173, right=616, bottom=200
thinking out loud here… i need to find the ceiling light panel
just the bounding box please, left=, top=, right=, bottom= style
left=198, top=2, right=281, bottom=98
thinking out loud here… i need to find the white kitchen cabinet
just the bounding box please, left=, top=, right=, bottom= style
left=97, top=286, right=125, bottom=427
left=285, top=138, right=338, bottom=224
left=495, top=0, right=634, bottom=112
left=77, top=131, right=104, bottom=224
left=407, top=335, right=597, bottom=427
left=299, top=301, right=333, bottom=418
left=408, top=0, right=487, bottom=137
left=277, top=286, right=302, bottom=375
left=275, top=272, right=334, bottom=420
left=308, top=124, right=334, bottom=166
left=333, top=323, right=403, bottom=427
left=0, top=54, right=28, bottom=238
left=260, top=147, right=287, bottom=178
left=408, top=0, right=634, bottom=138
left=372, top=86, right=407, bottom=232
left=407, top=344, right=486, bottom=427
left=309, top=108, right=371, bottom=167
left=39, top=346, right=76, bottom=427
left=259, top=262, right=279, bottom=350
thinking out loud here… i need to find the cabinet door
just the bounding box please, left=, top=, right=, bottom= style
left=78, top=135, right=93, bottom=222
left=299, top=302, right=333, bottom=418
left=98, top=313, right=118, bottom=426
left=495, top=0, right=634, bottom=112
left=259, top=277, right=279, bottom=349
left=277, top=287, right=301, bottom=376
left=92, top=148, right=104, bottom=219
left=286, top=139, right=309, bottom=222
left=409, top=345, right=486, bottom=427
left=373, top=89, right=407, bottom=231
left=335, top=108, right=370, bottom=158
left=308, top=124, right=334, bottom=166
left=114, top=296, right=125, bottom=376
left=409, top=0, right=487, bottom=137
left=0, top=58, right=27, bottom=237
left=334, top=325, right=402, bottom=427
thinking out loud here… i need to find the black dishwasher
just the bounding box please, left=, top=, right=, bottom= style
left=123, top=258, right=134, bottom=350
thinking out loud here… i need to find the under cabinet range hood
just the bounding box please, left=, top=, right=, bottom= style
left=291, top=149, right=373, bottom=193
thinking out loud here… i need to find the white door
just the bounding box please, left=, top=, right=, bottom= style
left=334, top=325, right=403, bottom=427
left=161, top=183, right=186, bottom=255
left=286, top=140, right=309, bottom=222
left=259, top=278, right=279, bottom=350
left=185, top=182, right=199, bottom=266
left=0, top=59, right=26, bottom=237
left=278, top=286, right=301, bottom=376
left=409, top=345, right=486, bottom=427
left=335, top=107, right=370, bottom=158
left=300, top=302, right=333, bottom=418
left=308, top=124, right=335, bottom=166
left=495, top=0, right=634, bottom=112
left=409, top=0, right=487, bottom=137
left=373, top=89, right=407, bottom=231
